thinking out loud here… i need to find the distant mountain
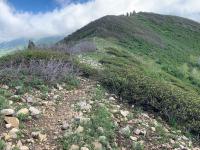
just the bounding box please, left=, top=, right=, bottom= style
left=0, top=38, right=28, bottom=50
left=0, top=36, right=65, bottom=56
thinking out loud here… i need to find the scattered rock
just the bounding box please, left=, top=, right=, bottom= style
left=3, top=133, right=11, bottom=141
left=140, top=129, right=146, bottom=136
left=31, top=131, right=40, bottom=138
left=70, top=144, right=79, bottom=150
left=16, top=108, right=29, bottom=116
left=151, top=127, right=156, bottom=132
left=92, top=141, right=103, bottom=150
left=8, top=100, right=13, bottom=105
left=26, top=97, right=34, bottom=103
left=31, top=131, right=46, bottom=142
left=29, top=107, right=40, bottom=116
left=120, top=126, right=131, bottom=137
left=134, top=129, right=146, bottom=136
left=181, top=136, right=189, bottom=141
left=8, top=128, right=19, bottom=139
left=5, top=142, right=12, bottom=150
left=81, top=147, right=89, bottom=150
left=134, top=129, right=141, bottom=135
left=109, top=96, right=115, bottom=101
left=99, top=136, right=107, bottom=145
left=110, top=109, right=119, bottom=114
left=141, top=113, right=150, bottom=119
left=20, top=146, right=29, bottom=150
left=97, top=127, right=104, bottom=134
left=130, top=136, right=137, bottom=141
left=61, top=121, right=69, bottom=130
left=1, top=109, right=15, bottom=116
left=28, top=40, right=35, bottom=49
left=38, top=133, right=47, bottom=142
left=56, top=84, right=63, bottom=90
left=170, top=139, right=175, bottom=144
left=75, top=126, right=84, bottom=133
left=77, top=101, right=92, bottom=111
left=2, top=85, right=9, bottom=89
left=5, top=124, right=12, bottom=129
left=26, top=139, right=34, bottom=143
left=4, top=117, right=19, bottom=128
left=120, top=110, right=129, bottom=117
left=15, top=86, right=22, bottom=90
left=53, top=95, right=59, bottom=100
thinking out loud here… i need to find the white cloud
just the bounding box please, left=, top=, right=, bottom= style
left=0, top=0, right=200, bottom=42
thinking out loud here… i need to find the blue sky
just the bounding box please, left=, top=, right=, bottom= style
left=8, top=0, right=58, bottom=13
left=8, top=0, right=89, bottom=13
left=0, top=0, right=200, bottom=42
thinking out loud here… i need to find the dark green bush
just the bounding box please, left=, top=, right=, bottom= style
left=0, top=95, right=8, bottom=110
left=98, top=65, right=200, bottom=135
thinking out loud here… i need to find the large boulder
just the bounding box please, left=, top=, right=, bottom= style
left=28, top=40, right=36, bottom=49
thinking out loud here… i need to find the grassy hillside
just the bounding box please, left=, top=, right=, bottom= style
left=60, top=12, right=200, bottom=135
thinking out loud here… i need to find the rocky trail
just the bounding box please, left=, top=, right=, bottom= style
left=0, top=77, right=200, bottom=150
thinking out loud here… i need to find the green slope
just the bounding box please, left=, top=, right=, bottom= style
left=60, top=12, right=200, bottom=135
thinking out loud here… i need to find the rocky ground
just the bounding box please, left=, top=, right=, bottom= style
left=0, top=77, right=200, bottom=150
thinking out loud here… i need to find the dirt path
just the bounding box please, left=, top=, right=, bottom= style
left=25, top=78, right=96, bottom=150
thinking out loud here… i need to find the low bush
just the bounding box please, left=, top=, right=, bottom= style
left=0, top=50, right=79, bottom=92
left=0, top=140, right=5, bottom=150
left=98, top=65, right=200, bottom=135
left=72, top=44, right=200, bottom=136
left=0, top=95, right=8, bottom=110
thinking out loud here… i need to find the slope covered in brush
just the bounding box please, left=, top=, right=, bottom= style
left=60, top=12, right=200, bottom=135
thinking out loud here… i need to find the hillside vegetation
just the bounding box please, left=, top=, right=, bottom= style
left=60, top=12, right=200, bottom=136
left=0, top=12, right=200, bottom=149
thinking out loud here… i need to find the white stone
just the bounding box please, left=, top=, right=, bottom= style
left=2, top=85, right=9, bottom=89
left=92, top=141, right=103, bottom=150
left=109, top=96, right=115, bottom=101
left=151, top=127, right=156, bottom=132
left=130, top=136, right=137, bottom=141
left=61, top=121, right=69, bottom=130
left=81, top=147, right=89, bottom=150
left=16, top=108, right=29, bottom=115
left=75, top=126, right=84, bottom=133
left=29, top=107, right=40, bottom=116
left=1, top=109, right=15, bottom=116
left=26, top=97, right=34, bottom=103
left=70, top=145, right=79, bottom=150
left=120, top=110, right=129, bottom=117
left=9, top=128, right=19, bottom=139
left=5, top=124, right=12, bottom=129
left=134, top=129, right=141, bottom=135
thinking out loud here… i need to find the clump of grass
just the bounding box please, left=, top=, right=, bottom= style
left=91, top=86, right=105, bottom=101
left=63, top=75, right=80, bottom=90
left=17, top=113, right=29, bottom=122
left=0, top=88, right=12, bottom=98
left=0, top=140, right=5, bottom=150
left=132, top=142, right=144, bottom=150
left=0, top=95, right=8, bottom=110
left=61, top=105, right=115, bottom=149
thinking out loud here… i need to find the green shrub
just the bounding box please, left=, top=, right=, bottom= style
left=63, top=75, right=80, bottom=90
left=61, top=105, right=115, bottom=149
left=0, top=96, right=8, bottom=110
left=0, top=88, right=12, bottom=98
left=0, top=140, right=5, bottom=150
left=98, top=65, right=200, bottom=135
